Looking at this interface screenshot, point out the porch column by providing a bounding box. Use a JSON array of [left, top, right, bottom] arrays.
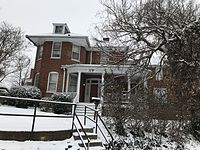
[[101, 72, 105, 102], [127, 74, 131, 99], [65, 71, 70, 92], [76, 72, 81, 102]]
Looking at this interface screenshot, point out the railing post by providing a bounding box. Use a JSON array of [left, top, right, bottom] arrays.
[[30, 104, 37, 140], [95, 111, 98, 134], [71, 104, 76, 131], [84, 106, 86, 125]]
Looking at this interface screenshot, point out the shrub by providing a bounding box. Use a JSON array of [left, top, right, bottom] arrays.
[[9, 86, 41, 108], [51, 92, 75, 114]]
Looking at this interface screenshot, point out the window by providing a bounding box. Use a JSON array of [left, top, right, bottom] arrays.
[[68, 73, 78, 92], [72, 45, 80, 61], [37, 46, 43, 59], [51, 42, 61, 58], [47, 72, 58, 92], [155, 66, 163, 80], [34, 73, 40, 87], [54, 26, 63, 34], [153, 88, 167, 101]]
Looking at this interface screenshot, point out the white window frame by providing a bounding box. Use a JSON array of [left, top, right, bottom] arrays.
[[34, 73, 40, 87], [153, 88, 167, 101], [47, 72, 58, 93], [51, 42, 62, 59], [155, 66, 163, 81], [71, 45, 80, 61]]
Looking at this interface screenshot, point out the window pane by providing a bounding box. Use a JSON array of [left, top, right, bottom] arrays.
[[48, 73, 58, 92], [72, 45, 80, 60], [34, 74, 39, 87], [52, 42, 61, 58], [55, 26, 63, 33], [68, 74, 78, 92]]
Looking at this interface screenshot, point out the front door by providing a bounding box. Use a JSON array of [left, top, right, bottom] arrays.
[[84, 78, 101, 103]]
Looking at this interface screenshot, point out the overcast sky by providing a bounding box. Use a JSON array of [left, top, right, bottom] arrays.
[[0, 0, 102, 35], [0, 0, 103, 86]]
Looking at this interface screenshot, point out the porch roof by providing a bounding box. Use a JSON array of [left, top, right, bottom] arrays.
[[61, 64, 130, 74]]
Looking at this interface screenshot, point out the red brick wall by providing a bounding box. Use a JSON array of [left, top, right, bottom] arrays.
[[32, 41, 87, 97]]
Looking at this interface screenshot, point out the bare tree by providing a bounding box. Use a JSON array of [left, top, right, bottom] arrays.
[[0, 22, 27, 83], [95, 0, 200, 146], [11, 54, 31, 86]]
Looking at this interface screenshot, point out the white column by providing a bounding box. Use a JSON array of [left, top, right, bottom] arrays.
[[127, 74, 131, 99], [76, 72, 81, 102], [101, 72, 105, 103], [62, 68, 66, 93], [65, 72, 70, 92]]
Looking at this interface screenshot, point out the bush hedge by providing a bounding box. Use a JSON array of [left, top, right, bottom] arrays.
[[9, 86, 41, 108]]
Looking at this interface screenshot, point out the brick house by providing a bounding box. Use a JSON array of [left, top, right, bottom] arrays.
[[26, 23, 166, 105]]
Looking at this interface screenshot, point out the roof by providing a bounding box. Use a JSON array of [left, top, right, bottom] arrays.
[[26, 32, 91, 48]]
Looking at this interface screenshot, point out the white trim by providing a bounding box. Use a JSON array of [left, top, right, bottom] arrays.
[[46, 72, 59, 93], [51, 41, 62, 59], [90, 51, 92, 64]]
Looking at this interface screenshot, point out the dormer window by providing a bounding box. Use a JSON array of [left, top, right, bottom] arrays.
[[53, 23, 70, 34], [55, 26, 63, 34]]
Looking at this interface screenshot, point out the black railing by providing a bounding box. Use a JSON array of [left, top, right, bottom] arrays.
[[84, 105, 114, 148], [0, 95, 76, 140], [72, 113, 90, 150]]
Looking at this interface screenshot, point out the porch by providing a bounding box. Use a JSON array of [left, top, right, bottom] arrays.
[[61, 64, 132, 103]]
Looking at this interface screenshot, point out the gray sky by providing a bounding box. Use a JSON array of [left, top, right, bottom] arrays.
[[0, 0, 102, 35], [0, 0, 102, 87]]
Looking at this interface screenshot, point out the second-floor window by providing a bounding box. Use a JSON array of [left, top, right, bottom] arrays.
[[72, 45, 80, 61], [37, 46, 43, 60], [51, 42, 61, 58]]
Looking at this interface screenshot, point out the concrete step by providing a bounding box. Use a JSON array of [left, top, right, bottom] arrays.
[[79, 146, 106, 150], [78, 139, 103, 147], [77, 127, 94, 133], [73, 132, 97, 140]]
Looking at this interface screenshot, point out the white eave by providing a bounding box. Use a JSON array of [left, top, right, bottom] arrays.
[[61, 64, 131, 74], [26, 33, 91, 48]]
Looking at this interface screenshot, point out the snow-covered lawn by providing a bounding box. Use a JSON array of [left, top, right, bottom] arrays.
[[0, 105, 73, 131], [0, 105, 94, 150]]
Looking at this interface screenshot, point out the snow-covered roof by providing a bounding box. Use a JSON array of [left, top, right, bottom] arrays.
[[26, 32, 91, 48]]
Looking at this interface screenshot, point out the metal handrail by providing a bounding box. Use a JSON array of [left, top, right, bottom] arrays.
[[0, 95, 76, 140], [73, 113, 90, 150], [84, 105, 114, 148]]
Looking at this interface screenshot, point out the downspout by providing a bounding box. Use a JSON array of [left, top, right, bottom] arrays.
[[62, 68, 66, 93]]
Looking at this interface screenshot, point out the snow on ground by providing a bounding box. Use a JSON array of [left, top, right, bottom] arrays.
[[0, 138, 81, 150]]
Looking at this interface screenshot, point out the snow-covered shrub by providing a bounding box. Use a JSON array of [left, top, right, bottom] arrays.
[[39, 97, 54, 112], [9, 86, 41, 108], [51, 92, 74, 114]]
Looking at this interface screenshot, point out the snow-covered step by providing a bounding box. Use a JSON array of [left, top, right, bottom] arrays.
[[79, 146, 106, 150], [77, 139, 103, 147], [73, 132, 98, 140], [76, 103, 95, 117]]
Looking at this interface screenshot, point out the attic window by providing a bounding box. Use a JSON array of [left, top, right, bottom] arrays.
[[55, 26, 63, 34]]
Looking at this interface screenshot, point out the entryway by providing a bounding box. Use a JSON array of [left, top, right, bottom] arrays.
[[84, 78, 101, 103]]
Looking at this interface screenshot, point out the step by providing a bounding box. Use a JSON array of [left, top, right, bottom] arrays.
[[77, 127, 94, 133], [79, 146, 106, 150], [78, 139, 103, 147], [73, 132, 97, 140]]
